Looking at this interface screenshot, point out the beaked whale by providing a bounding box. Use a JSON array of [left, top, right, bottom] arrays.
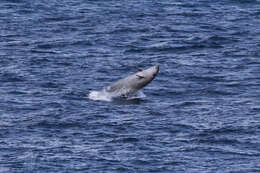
[[88, 65, 159, 101], [104, 65, 159, 97]]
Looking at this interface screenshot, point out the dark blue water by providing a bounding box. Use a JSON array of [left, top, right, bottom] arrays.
[[1, 0, 260, 172]]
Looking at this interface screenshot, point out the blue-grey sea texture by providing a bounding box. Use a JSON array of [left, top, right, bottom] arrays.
[[1, 0, 260, 172]]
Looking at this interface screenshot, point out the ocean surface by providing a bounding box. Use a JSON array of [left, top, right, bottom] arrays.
[[1, 0, 260, 172]]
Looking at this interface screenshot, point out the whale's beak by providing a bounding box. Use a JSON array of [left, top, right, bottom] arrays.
[[155, 65, 159, 72], [153, 65, 159, 77]]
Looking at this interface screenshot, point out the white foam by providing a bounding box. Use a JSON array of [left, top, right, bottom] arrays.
[[88, 90, 112, 102], [88, 89, 146, 102]]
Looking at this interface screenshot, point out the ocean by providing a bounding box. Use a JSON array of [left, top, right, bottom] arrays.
[[0, 0, 260, 172]]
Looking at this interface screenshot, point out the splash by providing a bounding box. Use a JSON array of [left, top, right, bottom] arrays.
[[88, 90, 113, 101], [88, 89, 146, 102]]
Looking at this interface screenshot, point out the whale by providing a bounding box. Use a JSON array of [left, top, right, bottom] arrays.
[[88, 65, 159, 101], [104, 65, 159, 97]]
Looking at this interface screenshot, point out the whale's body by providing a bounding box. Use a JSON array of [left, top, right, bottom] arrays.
[[104, 65, 159, 97], [88, 65, 159, 101]]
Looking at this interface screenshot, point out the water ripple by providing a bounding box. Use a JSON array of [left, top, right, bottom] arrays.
[[1, 0, 260, 172]]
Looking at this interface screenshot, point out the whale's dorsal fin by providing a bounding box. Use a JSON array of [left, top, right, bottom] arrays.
[[136, 74, 145, 79]]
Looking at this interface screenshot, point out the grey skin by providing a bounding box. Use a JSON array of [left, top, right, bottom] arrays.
[[104, 65, 159, 97]]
